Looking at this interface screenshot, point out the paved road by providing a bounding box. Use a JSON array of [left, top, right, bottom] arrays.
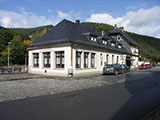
[[0, 68, 160, 120]]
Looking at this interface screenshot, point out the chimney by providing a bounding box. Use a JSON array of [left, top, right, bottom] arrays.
[[102, 30, 105, 36], [114, 24, 117, 29], [119, 27, 124, 32], [76, 19, 80, 25]]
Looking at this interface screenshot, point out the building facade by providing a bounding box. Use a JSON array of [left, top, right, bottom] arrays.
[[28, 19, 139, 77]]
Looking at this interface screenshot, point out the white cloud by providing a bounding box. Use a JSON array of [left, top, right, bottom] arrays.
[[0, 9, 79, 28], [86, 13, 122, 25], [126, 2, 147, 10], [1, 17, 11, 27], [0, 10, 53, 28], [86, 6, 160, 38], [57, 11, 72, 19], [48, 9, 52, 13]]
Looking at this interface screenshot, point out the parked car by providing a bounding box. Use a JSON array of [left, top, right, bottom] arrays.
[[152, 64, 156, 67], [120, 64, 130, 72], [145, 64, 152, 69], [139, 64, 147, 69], [103, 64, 124, 75]]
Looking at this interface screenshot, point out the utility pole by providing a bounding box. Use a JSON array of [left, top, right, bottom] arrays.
[[8, 42, 11, 68]]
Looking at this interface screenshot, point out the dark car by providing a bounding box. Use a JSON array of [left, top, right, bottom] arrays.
[[103, 64, 124, 75], [152, 64, 156, 67], [120, 64, 130, 72]]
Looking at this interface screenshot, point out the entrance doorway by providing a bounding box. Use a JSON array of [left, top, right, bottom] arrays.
[[126, 56, 131, 68]]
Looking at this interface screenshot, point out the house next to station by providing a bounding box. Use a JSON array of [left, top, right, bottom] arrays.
[[28, 19, 139, 77]]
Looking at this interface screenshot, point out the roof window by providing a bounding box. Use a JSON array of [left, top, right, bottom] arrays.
[[91, 36, 97, 42]]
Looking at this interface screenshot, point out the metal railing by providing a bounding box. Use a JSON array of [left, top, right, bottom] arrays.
[[0, 66, 28, 74]]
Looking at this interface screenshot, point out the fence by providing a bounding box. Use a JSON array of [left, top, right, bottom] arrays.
[[0, 66, 28, 74]]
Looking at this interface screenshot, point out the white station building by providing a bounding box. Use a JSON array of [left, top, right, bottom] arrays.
[[28, 19, 139, 77]]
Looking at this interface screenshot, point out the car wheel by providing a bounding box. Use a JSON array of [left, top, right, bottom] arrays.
[[115, 71, 118, 75]]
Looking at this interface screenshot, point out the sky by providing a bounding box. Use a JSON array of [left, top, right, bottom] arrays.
[[0, 0, 160, 38]]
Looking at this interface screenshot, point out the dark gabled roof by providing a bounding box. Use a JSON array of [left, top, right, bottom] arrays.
[[97, 34, 110, 41], [111, 38, 117, 43], [29, 19, 130, 54], [30, 19, 101, 47], [109, 29, 138, 46], [102, 34, 110, 40]]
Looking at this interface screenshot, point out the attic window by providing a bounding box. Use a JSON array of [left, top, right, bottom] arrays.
[[102, 40, 107, 45], [91, 36, 97, 42], [111, 42, 115, 47], [118, 36, 121, 40], [118, 45, 122, 48]]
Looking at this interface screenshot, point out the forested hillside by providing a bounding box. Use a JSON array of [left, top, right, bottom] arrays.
[[82, 22, 160, 63], [0, 25, 53, 66], [0, 22, 160, 66]]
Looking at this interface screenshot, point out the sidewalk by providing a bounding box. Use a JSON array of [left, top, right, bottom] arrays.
[[0, 74, 109, 103]]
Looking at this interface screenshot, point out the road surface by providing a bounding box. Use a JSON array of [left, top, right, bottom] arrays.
[[0, 68, 160, 120]]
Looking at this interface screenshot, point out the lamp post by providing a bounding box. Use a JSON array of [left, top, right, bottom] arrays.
[[8, 42, 11, 68]]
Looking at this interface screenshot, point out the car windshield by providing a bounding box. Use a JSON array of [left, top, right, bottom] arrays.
[[104, 64, 113, 68], [113, 64, 120, 67]]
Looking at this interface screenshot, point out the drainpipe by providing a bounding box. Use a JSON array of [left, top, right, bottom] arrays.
[[68, 45, 73, 77]]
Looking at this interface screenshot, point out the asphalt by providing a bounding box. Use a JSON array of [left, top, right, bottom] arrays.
[[0, 68, 160, 120]]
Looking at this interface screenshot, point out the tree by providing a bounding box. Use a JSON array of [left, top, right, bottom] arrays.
[[10, 35, 25, 65], [0, 51, 8, 66]]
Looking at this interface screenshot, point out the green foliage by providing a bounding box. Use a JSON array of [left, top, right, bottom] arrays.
[[0, 53, 8, 66], [10, 35, 25, 65], [10, 25, 53, 35], [0, 28, 13, 52], [0, 25, 53, 66], [81, 22, 113, 34]]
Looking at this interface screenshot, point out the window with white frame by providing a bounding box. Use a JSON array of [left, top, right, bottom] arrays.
[[33, 53, 39, 67], [84, 52, 89, 68], [43, 52, 50, 68], [55, 51, 64, 68], [76, 51, 81, 68], [91, 53, 95, 68], [100, 53, 103, 66], [112, 55, 114, 64], [117, 56, 119, 64], [106, 54, 109, 64]]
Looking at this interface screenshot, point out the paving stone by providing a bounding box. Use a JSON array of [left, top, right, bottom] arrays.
[[0, 67, 159, 103]]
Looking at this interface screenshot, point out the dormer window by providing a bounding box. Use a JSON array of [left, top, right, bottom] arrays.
[[91, 36, 97, 42], [111, 42, 115, 47], [102, 40, 107, 45], [118, 44, 122, 48], [91, 36, 94, 41]]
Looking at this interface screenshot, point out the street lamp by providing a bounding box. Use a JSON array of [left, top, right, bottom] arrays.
[[8, 42, 11, 68]]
